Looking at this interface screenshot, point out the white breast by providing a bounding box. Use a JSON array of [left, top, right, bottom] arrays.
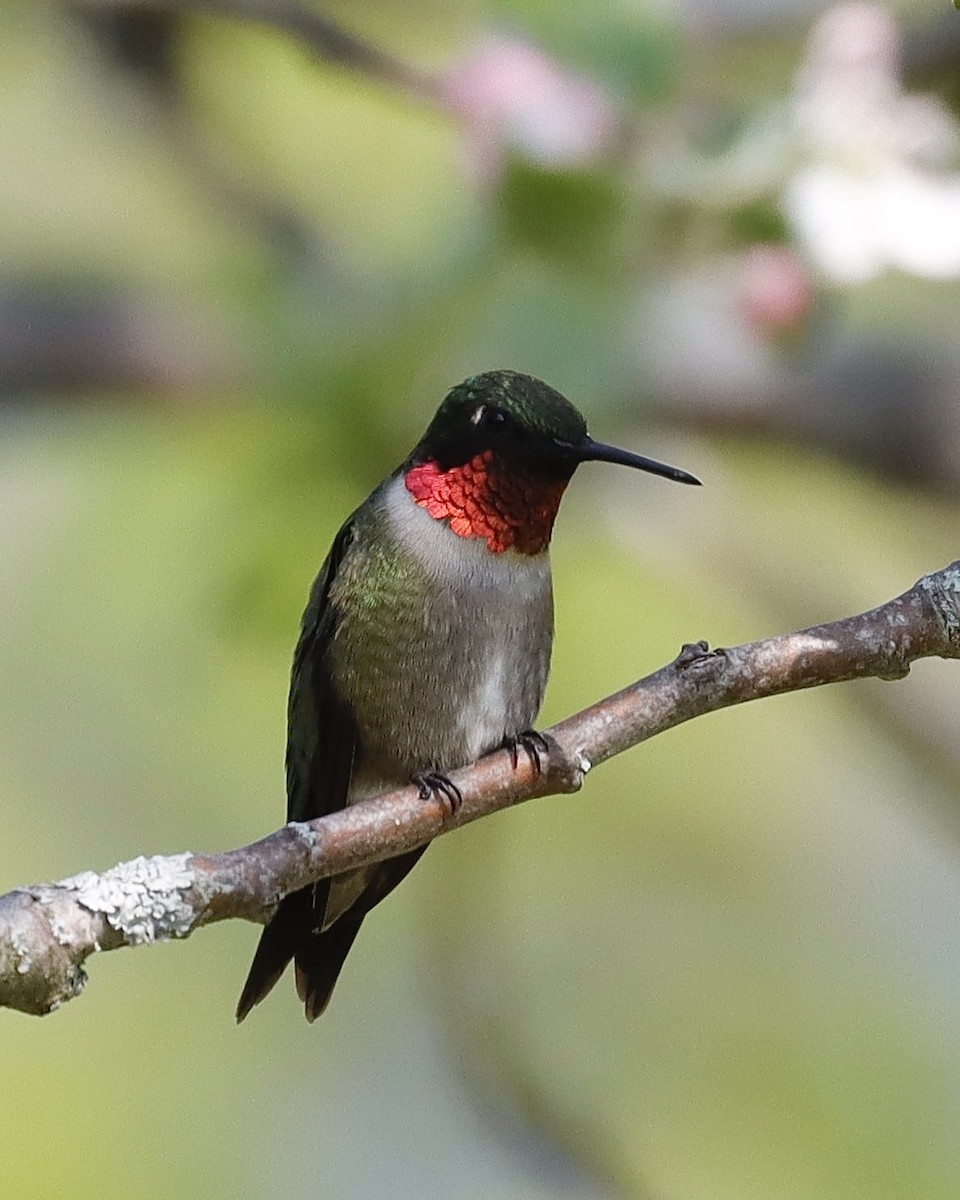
[[378, 473, 554, 766], [458, 647, 511, 762]]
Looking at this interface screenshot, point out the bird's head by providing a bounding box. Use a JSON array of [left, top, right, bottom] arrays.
[[405, 370, 699, 555]]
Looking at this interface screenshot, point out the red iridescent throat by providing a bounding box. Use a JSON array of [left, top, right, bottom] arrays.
[[404, 450, 568, 555]]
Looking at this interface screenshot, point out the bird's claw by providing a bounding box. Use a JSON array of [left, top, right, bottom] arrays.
[[412, 771, 463, 816], [503, 729, 549, 774]]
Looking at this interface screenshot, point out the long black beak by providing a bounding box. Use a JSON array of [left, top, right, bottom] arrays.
[[577, 438, 701, 486]]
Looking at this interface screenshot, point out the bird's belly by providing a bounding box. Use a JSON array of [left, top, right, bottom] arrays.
[[331, 478, 554, 776], [455, 644, 517, 763], [324, 633, 530, 930], [335, 594, 551, 775], [349, 611, 549, 775]]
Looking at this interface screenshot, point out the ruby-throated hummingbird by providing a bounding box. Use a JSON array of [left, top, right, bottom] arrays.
[[236, 370, 700, 1022]]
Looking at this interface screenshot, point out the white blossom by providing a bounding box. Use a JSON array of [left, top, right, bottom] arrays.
[[784, 2, 960, 282]]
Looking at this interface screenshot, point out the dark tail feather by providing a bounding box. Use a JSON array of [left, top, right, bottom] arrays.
[[287, 846, 430, 1022], [236, 845, 430, 1024], [291, 844, 430, 1021], [235, 880, 360, 1024], [236, 886, 314, 1023], [295, 918, 366, 1022]]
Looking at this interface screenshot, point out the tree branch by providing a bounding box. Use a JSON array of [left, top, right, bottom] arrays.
[[70, 0, 444, 104], [2, 561, 959, 1017]]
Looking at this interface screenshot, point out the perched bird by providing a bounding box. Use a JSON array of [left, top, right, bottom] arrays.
[[236, 370, 700, 1022]]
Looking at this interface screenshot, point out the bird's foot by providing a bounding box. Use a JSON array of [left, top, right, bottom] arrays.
[[412, 770, 463, 816], [503, 729, 549, 774]]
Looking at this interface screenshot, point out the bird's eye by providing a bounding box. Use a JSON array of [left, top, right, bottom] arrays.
[[480, 406, 509, 431]]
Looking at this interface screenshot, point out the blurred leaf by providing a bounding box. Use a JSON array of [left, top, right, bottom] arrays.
[[552, 16, 681, 103], [498, 161, 624, 269], [729, 199, 788, 245]]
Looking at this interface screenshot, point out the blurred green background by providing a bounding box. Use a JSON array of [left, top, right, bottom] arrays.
[[4, 1, 960, 1196]]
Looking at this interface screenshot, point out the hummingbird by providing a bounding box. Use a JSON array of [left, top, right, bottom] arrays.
[[236, 370, 700, 1023]]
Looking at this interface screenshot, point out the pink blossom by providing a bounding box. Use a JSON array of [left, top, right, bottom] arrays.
[[441, 35, 621, 184], [739, 245, 814, 336]]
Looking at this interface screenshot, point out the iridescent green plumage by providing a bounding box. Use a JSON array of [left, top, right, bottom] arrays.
[[236, 371, 699, 1023]]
